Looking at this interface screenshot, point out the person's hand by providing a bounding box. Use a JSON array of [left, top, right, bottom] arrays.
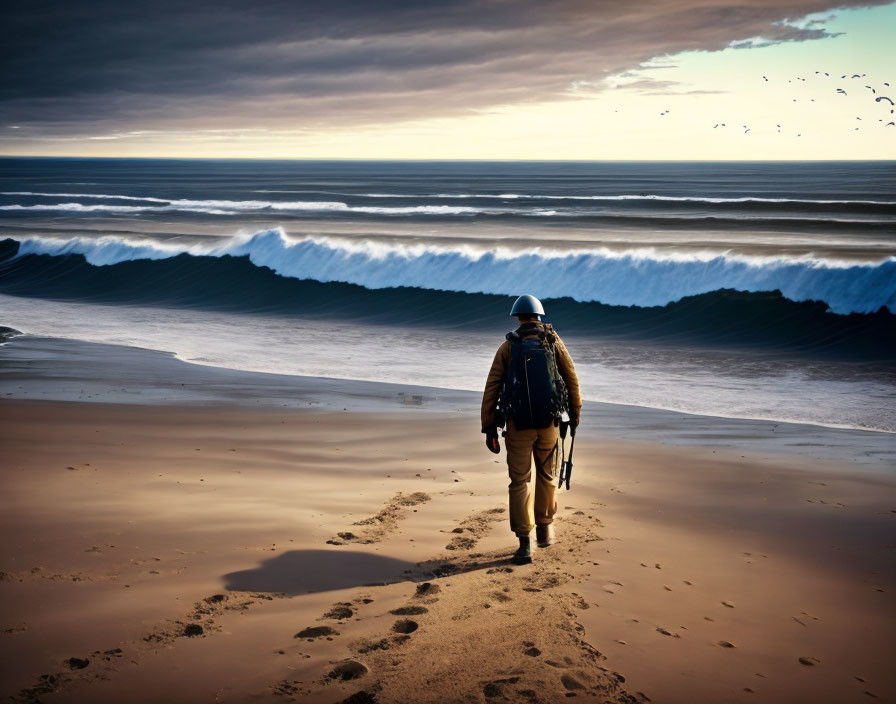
[[485, 428, 500, 454], [569, 411, 580, 429]]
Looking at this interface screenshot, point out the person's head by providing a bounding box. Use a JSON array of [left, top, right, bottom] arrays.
[[509, 294, 545, 322]]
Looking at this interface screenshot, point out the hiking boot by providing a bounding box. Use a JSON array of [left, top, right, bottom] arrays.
[[512, 535, 532, 565], [536, 523, 555, 548]]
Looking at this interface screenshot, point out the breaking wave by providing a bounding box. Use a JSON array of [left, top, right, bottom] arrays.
[[5, 229, 895, 315], [3, 234, 894, 361]]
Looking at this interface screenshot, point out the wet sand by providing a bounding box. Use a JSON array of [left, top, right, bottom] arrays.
[[0, 337, 894, 703]]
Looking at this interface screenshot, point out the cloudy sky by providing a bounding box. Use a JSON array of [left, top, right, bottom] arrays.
[[2, 0, 894, 159]]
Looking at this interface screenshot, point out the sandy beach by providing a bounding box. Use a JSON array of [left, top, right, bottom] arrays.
[[1, 336, 894, 704]]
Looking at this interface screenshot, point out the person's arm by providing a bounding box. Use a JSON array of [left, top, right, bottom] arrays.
[[481, 341, 510, 431], [554, 334, 582, 426]]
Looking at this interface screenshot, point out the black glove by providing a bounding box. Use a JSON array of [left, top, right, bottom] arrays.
[[569, 411, 580, 429], [484, 428, 500, 454]]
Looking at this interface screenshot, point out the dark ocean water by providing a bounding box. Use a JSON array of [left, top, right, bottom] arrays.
[[1, 158, 894, 431]]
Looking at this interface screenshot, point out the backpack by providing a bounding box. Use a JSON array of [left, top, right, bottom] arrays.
[[499, 324, 569, 430]]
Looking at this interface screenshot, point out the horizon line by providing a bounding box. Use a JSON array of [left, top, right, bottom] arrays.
[[1, 155, 895, 163]]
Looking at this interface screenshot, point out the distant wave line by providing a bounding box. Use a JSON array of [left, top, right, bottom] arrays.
[[0, 201, 490, 216], [9, 190, 896, 207], [1, 201, 892, 225], [253, 190, 896, 206]]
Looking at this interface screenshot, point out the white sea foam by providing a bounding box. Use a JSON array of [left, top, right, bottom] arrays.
[[0, 197, 489, 216], [265, 191, 896, 205], [1, 200, 887, 223], [11, 229, 896, 314], [0, 203, 164, 213], [6, 190, 895, 211]]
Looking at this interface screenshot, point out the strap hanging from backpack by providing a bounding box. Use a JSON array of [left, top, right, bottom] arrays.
[[558, 420, 575, 490]]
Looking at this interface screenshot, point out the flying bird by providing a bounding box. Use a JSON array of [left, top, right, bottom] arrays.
[[851, 74, 861, 78], [837, 88, 847, 95], [762, 76, 768, 81], [866, 85, 876, 93], [876, 96, 894, 105], [887, 122, 895, 126]]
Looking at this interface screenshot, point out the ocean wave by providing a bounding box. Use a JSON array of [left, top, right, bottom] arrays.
[[8, 190, 896, 211], [7, 230, 895, 315], [2, 235, 894, 363], [250, 190, 896, 206], [0, 192, 483, 213], [1, 200, 890, 227], [357, 193, 896, 206], [0, 198, 493, 217], [0, 202, 167, 213]]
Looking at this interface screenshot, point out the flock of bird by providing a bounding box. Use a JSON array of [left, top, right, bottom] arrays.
[[702, 71, 895, 136]]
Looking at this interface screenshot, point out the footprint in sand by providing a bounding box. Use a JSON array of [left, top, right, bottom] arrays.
[[327, 660, 368, 681], [523, 643, 542, 657], [328, 492, 431, 545], [444, 507, 506, 551], [445, 536, 476, 550], [413, 582, 441, 599], [482, 677, 521, 699], [323, 602, 355, 620], [295, 625, 338, 640], [392, 619, 418, 634]]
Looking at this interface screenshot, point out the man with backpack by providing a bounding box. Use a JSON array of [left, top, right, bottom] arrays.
[[481, 294, 582, 565]]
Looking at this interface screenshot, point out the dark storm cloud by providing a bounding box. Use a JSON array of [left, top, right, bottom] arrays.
[[0, 0, 886, 138]]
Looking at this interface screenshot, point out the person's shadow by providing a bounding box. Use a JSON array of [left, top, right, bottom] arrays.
[[222, 548, 510, 595]]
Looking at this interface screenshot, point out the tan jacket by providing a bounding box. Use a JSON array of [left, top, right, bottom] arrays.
[[481, 322, 582, 431]]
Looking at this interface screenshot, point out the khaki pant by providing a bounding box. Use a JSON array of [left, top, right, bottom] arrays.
[[505, 420, 560, 536]]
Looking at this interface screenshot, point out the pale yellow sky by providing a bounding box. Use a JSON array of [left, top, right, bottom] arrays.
[[4, 3, 895, 159]]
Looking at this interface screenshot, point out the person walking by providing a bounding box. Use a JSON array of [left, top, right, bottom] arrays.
[[481, 294, 582, 565]]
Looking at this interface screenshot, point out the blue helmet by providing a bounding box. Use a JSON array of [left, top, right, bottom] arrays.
[[509, 294, 545, 318]]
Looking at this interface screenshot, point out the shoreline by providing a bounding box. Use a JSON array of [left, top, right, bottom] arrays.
[[2, 333, 894, 473]]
